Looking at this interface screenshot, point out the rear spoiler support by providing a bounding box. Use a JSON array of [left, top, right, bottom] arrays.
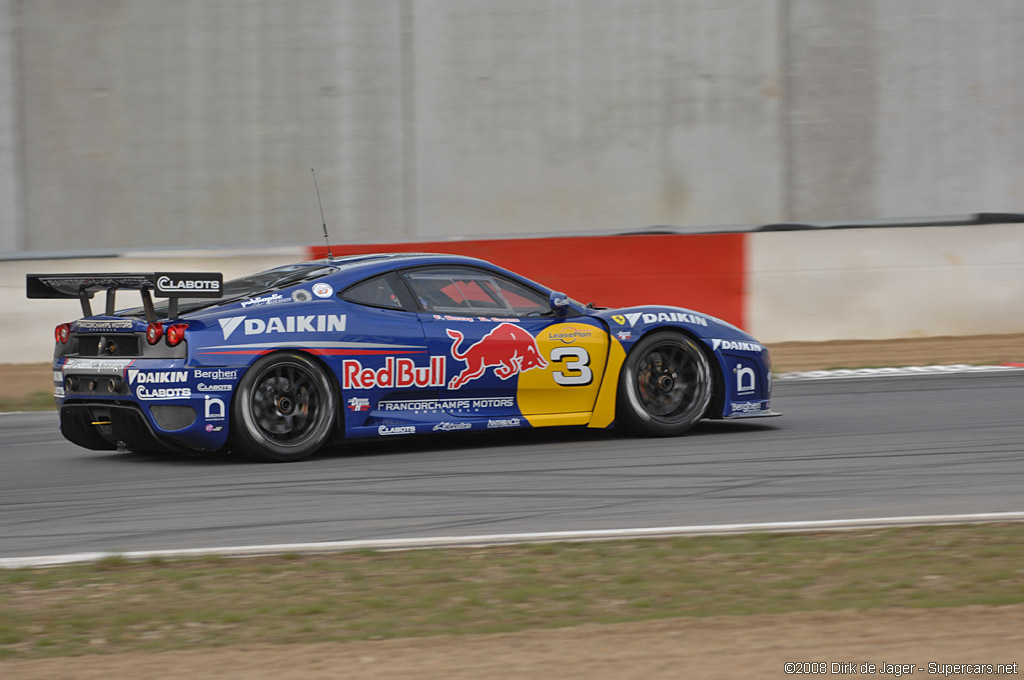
[[79, 290, 94, 318], [27, 272, 223, 322], [141, 288, 157, 321], [105, 288, 117, 316]]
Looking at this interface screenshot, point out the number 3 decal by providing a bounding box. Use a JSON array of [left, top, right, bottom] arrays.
[[551, 347, 592, 386]]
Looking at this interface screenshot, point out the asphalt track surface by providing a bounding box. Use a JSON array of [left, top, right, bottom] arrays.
[[1, 373, 1023, 560]]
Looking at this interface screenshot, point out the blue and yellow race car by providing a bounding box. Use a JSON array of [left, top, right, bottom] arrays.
[[28, 253, 778, 462]]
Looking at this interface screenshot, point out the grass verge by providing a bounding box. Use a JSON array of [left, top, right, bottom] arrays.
[[2, 524, 1023, 659], [0, 391, 55, 412]]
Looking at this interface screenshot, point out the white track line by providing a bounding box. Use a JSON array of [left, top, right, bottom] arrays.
[[4, 511, 1024, 569], [776, 364, 1024, 381]]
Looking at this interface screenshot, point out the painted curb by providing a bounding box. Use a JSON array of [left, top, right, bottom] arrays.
[[775, 364, 1024, 382]]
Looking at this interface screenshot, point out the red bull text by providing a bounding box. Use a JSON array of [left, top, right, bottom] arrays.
[[343, 356, 446, 390]]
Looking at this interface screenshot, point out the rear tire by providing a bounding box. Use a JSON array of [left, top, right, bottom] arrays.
[[617, 331, 712, 436], [231, 352, 336, 462]]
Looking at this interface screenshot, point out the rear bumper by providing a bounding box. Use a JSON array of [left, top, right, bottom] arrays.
[[53, 355, 237, 453], [60, 402, 193, 453], [59, 395, 229, 454]]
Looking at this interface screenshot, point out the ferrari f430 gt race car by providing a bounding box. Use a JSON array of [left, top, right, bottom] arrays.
[[28, 253, 778, 462]]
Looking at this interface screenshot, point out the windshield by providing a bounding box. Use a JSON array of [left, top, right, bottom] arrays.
[[120, 265, 337, 318]]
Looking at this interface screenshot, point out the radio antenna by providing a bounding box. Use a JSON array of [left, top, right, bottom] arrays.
[[311, 168, 334, 261]]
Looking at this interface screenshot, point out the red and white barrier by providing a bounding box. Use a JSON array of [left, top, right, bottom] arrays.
[[307, 233, 746, 329]]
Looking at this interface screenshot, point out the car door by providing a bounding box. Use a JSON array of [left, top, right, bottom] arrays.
[[400, 266, 609, 420], [336, 271, 436, 430]]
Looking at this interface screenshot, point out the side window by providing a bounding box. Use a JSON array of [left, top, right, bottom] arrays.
[[342, 274, 405, 310], [490, 277, 550, 315], [403, 267, 550, 316]]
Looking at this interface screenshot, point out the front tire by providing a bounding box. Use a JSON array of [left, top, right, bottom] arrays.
[[617, 331, 712, 436], [231, 352, 336, 462]]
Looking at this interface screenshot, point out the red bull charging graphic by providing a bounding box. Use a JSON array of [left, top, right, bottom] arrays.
[[446, 323, 548, 390]]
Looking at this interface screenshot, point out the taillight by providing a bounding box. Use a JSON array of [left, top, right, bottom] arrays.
[[55, 323, 72, 344], [146, 322, 163, 345], [165, 323, 188, 347]]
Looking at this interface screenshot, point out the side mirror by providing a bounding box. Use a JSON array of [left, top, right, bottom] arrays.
[[548, 291, 576, 317]]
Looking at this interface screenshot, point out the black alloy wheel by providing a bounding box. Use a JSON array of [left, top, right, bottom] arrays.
[[231, 352, 336, 462], [617, 331, 712, 436]]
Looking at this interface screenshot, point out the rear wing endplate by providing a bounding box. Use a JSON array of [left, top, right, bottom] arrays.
[[26, 272, 223, 322]]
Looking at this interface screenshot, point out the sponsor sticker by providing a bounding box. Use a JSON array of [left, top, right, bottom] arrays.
[[343, 357, 446, 390], [205, 424, 223, 432], [128, 370, 187, 385], [734, 363, 757, 396], [379, 396, 514, 413], [204, 396, 226, 421], [612, 311, 707, 328], [197, 383, 233, 392], [137, 386, 191, 400], [378, 425, 416, 436], [487, 418, 522, 429], [54, 386, 65, 397], [712, 339, 764, 352], [154, 272, 222, 297], [447, 323, 547, 390], [347, 397, 370, 412], [312, 282, 334, 298], [62, 358, 133, 373], [549, 326, 592, 344], [729, 400, 762, 414], [218, 314, 346, 340], [616, 331, 631, 341], [241, 293, 287, 308], [76, 319, 134, 331], [432, 422, 473, 432], [193, 368, 238, 381]]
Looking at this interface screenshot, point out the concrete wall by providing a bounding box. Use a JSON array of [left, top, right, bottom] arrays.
[[411, 0, 782, 238], [0, 1, 1022, 253], [0, 0, 18, 252], [786, 0, 1024, 221], [16, 1, 408, 250]]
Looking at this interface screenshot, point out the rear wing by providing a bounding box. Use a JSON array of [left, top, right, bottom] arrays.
[[26, 272, 223, 322]]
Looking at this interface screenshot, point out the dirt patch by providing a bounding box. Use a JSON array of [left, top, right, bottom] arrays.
[[768, 333, 1024, 373], [0, 363, 53, 404], [2, 605, 1022, 679]]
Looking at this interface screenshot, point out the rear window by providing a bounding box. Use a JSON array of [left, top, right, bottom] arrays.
[[342, 274, 404, 309]]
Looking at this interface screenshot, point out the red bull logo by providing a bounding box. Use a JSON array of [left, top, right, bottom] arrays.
[[447, 323, 548, 390]]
